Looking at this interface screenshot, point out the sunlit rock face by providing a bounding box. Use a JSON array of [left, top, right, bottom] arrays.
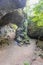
[[0, 25, 16, 40], [0, 0, 26, 10]]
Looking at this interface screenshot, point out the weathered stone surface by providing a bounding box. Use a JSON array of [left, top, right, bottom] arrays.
[[27, 22, 43, 40], [0, 0, 26, 10], [0, 25, 16, 40], [36, 41, 43, 49], [0, 10, 24, 27], [0, 12, 3, 19]]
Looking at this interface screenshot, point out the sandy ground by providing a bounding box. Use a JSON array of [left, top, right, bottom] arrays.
[[0, 39, 43, 65]]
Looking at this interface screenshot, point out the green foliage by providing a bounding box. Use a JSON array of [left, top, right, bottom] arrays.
[[24, 61, 30, 65], [24, 0, 43, 27], [23, 0, 30, 14], [11, 24, 18, 30], [32, 0, 43, 27]]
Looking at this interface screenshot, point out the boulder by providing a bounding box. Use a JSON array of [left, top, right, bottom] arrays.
[[27, 22, 43, 49], [27, 22, 43, 40], [0, 25, 16, 40], [0, 24, 17, 45]]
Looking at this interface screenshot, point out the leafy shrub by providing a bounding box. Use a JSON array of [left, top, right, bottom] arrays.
[[24, 61, 30, 65]]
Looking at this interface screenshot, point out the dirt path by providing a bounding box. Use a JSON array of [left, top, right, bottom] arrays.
[[0, 39, 43, 65]]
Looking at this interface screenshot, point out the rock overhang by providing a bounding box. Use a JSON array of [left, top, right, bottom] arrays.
[[0, 0, 26, 10]]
